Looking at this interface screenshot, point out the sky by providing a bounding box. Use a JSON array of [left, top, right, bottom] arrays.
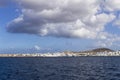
[[1, 0, 120, 52]]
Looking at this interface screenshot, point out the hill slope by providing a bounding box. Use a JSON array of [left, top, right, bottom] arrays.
[[80, 48, 114, 53], [91, 48, 113, 52]]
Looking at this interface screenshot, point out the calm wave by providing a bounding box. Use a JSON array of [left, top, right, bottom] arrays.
[[0, 57, 120, 80]]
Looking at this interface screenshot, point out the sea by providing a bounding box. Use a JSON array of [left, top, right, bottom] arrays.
[[0, 57, 120, 80]]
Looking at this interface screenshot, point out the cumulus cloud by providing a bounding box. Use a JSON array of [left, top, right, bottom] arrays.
[[104, 0, 120, 12], [7, 0, 117, 39], [95, 34, 120, 47]]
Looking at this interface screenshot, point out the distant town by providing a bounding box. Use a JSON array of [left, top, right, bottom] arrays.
[[0, 48, 120, 57]]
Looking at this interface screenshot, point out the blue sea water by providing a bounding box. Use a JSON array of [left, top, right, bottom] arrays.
[[0, 57, 120, 80]]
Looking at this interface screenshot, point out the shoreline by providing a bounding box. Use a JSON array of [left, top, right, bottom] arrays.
[[0, 52, 120, 57]]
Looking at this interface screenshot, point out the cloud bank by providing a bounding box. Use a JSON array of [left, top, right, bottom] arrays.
[[6, 0, 120, 40]]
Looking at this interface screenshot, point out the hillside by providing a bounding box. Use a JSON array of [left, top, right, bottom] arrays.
[[79, 48, 114, 53]]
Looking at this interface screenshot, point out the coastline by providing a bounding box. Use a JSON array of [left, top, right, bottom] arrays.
[[0, 51, 120, 57]]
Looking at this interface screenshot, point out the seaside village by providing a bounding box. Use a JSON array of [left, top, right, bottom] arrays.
[[0, 50, 120, 57]]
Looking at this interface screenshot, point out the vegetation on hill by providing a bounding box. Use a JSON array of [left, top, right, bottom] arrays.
[[79, 48, 114, 53]]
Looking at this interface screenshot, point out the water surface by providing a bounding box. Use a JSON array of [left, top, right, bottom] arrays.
[[0, 57, 120, 80]]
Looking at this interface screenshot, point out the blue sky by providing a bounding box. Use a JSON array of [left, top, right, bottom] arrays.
[[1, 0, 120, 52]]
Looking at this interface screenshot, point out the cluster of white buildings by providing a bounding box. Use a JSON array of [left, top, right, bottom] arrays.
[[96, 51, 120, 56], [0, 51, 120, 57]]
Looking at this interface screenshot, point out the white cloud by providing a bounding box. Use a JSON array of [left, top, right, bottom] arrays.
[[114, 19, 120, 27], [104, 0, 120, 12], [7, 0, 116, 39], [34, 45, 41, 50], [95, 34, 120, 47]]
